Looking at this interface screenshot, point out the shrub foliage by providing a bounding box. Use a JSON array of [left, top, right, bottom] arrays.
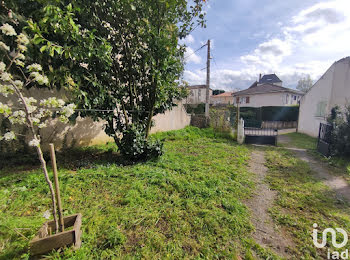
[[328, 105, 350, 156]]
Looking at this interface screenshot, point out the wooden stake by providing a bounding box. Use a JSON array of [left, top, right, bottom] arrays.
[[49, 144, 64, 232]]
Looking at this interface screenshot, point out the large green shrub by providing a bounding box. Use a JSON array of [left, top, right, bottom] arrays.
[[209, 109, 231, 133], [119, 125, 163, 161]]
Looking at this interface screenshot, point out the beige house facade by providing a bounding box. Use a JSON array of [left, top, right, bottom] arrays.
[[298, 57, 350, 137], [233, 74, 303, 107], [211, 92, 235, 105], [186, 85, 213, 104]]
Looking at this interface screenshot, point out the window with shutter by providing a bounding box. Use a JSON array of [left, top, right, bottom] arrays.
[[246, 97, 250, 103], [315, 101, 327, 117]]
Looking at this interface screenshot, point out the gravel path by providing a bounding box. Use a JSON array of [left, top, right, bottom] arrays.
[[245, 151, 294, 258]]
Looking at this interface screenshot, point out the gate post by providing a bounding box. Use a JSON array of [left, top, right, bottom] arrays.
[[237, 118, 245, 144]]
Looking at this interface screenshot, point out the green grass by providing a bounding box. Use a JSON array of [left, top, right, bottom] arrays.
[[265, 149, 350, 259], [0, 127, 257, 259], [281, 132, 350, 180], [282, 132, 318, 150]]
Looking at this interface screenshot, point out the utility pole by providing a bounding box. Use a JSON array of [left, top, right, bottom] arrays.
[[205, 39, 211, 118]]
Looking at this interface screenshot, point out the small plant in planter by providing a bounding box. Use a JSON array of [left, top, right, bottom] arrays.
[[0, 21, 81, 255]]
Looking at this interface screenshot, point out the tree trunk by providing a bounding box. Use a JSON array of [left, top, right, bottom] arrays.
[[36, 145, 59, 233], [145, 104, 155, 138]]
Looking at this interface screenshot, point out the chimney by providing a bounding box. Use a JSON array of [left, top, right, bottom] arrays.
[[259, 73, 262, 81]]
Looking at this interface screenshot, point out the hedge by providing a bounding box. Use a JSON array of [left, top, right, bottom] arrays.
[[230, 106, 299, 122]]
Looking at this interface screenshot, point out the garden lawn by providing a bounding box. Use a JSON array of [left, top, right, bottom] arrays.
[[265, 149, 350, 259], [0, 127, 255, 259], [283, 132, 350, 181]]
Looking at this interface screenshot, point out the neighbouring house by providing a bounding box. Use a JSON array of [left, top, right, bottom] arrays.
[[186, 85, 213, 104], [233, 74, 303, 107], [298, 57, 350, 137], [211, 91, 235, 105]]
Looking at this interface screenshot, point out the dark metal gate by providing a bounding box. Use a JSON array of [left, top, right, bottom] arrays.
[[244, 120, 278, 145], [317, 123, 333, 157]]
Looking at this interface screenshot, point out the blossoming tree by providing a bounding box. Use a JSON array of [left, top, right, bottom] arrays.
[[0, 22, 75, 232]]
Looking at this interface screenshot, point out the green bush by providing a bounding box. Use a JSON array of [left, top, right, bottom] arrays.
[[328, 105, 350, 156], [184, 103, 205, 114], [209, 109, 232, 133], [119, 125, 163, 161]]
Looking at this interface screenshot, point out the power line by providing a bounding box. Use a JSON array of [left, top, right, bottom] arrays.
[[184, 43, 207, 60]]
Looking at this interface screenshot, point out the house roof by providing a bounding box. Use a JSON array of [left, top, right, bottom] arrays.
[[233, 83, 303, 96], [258, 74, 282, 84], [212, 92, 235, 98]]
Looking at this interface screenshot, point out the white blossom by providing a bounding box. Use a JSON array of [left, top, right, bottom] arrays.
[[13, 80, 23, 89], [20, 97, 37, 113], [0, 23, 17, 36], [58, 99, 65, 107], [32, 117, 40, 124], [1, 72, 12, 81], [40, 97, 65, 108], [115, 54, 123, 60], [28, 139, 40, 147], [15, 59, 25, 67], [36, 108, 52, 118], [61, 103, 76, 117], [23, 97, 37, 105], [16, 33, 29, 45], [26, 104, 36, 113], [3, 131, 15, 141], [18, 45, 27, 52], [9, 110, 26, 124], [0, 84, 14, 97], [43, 210, 51, 219], [30, 72, 49, 85], [16, 53, 25, 60], [0, 102, 11, 116], [27, 64, 42, 72], [79, 63, 89, 69], [38, 122, 46, 128], [0, 41, 10, 51], [0, 61, 5, 72]]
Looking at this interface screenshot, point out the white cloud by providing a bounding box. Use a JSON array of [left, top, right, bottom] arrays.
[[185, 47, 202, 64], [240, 37, 293, 72], [185, 0, 350, 90], [184, 35, 195, 45]]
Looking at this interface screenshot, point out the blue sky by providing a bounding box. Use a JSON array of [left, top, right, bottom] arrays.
[[182, 0, 350, 91]]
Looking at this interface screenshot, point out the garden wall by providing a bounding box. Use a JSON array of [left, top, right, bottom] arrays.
[[0, 88, 190, 152]]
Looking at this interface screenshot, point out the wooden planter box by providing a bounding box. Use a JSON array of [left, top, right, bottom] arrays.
[[30, 213, 82, 256]]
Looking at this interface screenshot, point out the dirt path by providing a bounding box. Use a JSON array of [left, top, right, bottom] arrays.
[[246, 151, 294, 258], [278, 135, 350, 203]]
